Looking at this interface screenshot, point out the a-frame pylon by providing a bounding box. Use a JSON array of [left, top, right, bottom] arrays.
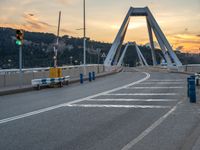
[[104, 7, 182, 68], [117, 42, 149, 67]]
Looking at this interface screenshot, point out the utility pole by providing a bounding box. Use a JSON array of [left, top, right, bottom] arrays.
[[54, 11, 61, 68]]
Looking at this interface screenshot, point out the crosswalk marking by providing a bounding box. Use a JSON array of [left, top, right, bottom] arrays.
[[104, 93, 178, 96], [147, 79, 184, 82], [139, 82, 184, 85], [126, 87, 184, 89], [86, 99, 178, 102], [66, 104, 171, 109]]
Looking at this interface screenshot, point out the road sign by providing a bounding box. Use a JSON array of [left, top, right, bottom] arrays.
[[101, 52, 106, 58]]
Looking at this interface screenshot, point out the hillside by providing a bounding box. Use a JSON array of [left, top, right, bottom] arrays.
[[0, 27, 199, 69]]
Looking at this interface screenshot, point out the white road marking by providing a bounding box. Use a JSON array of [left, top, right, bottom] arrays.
[[147, 79, 184, 82], [0, 72, 150, 125], [126, 87, 184, 89], [121, 101, 182, 150], [105, 93, 178, 96], [66, 104, 171, 109], [140, 82, 184, 85], [86, 99, 178, 102]]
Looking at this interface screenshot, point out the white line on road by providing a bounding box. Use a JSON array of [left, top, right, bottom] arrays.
[[105, 93, 178, 96], [86, 99, 178, 102], [66, 104, 171, 109], [147, 80, 184, 82], [126, 87, 184, 89], [0, 72, 150, 125], [140, 82, 184, 85], [121, 101, 182, 150]]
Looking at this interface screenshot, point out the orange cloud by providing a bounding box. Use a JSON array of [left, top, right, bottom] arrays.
[[23, 13, 55, 30], [0, 13, 75, 35], [168, 33, 200, 53], [55, 0, 78, 5]]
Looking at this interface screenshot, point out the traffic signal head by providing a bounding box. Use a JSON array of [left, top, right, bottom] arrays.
[[16, 30, 23, 45]]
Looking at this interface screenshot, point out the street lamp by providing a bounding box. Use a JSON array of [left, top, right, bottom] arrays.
[[83, 0, 86, 65]]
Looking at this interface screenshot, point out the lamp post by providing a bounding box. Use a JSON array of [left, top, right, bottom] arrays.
[[83, 0, 86, 65], [76, 1, 87, 73]]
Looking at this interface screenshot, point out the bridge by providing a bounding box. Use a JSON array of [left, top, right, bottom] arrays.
[[0, 7, 200, 150]]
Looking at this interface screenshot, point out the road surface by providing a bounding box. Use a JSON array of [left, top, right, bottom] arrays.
[[0, 69, 200, 150]]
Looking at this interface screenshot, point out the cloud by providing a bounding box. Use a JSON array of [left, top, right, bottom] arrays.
[[0, 13, 75, 36], [176, 46, 184, 51], [60, 28, 77, 34], [145, 41, 160, 49], [23, 13, 55, 31], [55, 0, 69, 4], [197, 34, 200, 37], [54, 0, 78, 5]]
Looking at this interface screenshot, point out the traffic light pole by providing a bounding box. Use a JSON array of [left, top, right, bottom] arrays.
[[19, 45, 23, 87]]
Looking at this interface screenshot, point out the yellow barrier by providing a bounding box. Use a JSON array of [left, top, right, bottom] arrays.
[[49, 68, 63, 78]]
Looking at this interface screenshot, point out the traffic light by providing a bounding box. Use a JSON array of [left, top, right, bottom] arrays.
[[16, 30, 23, 46]]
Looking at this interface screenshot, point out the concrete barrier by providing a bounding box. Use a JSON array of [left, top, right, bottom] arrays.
[[0, 65, 105, 89], [184, 65, 200, 73]]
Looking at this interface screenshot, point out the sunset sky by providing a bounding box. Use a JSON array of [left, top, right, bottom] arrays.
[[0, 0, 200, 53]]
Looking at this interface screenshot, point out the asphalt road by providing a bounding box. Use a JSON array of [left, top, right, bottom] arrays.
[[0, 69, 200, 150]]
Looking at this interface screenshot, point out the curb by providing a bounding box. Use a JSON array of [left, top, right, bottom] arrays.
[[0, 87, 34, 96], [169, 71, 194, 75]]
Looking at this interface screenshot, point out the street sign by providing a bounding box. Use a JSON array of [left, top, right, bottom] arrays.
[[101, 52, 106, 58]]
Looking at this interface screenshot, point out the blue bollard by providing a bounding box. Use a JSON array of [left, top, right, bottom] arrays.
[[187, 77, 191, 97], [189, 79, 196, 103], [92, 72, 95, 80], [191, 75, 196, 85], [191, 75, 196, 78], [80, 73, 83, 84], [89, 72, 92, 82], [197, 78, 200, 86]]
